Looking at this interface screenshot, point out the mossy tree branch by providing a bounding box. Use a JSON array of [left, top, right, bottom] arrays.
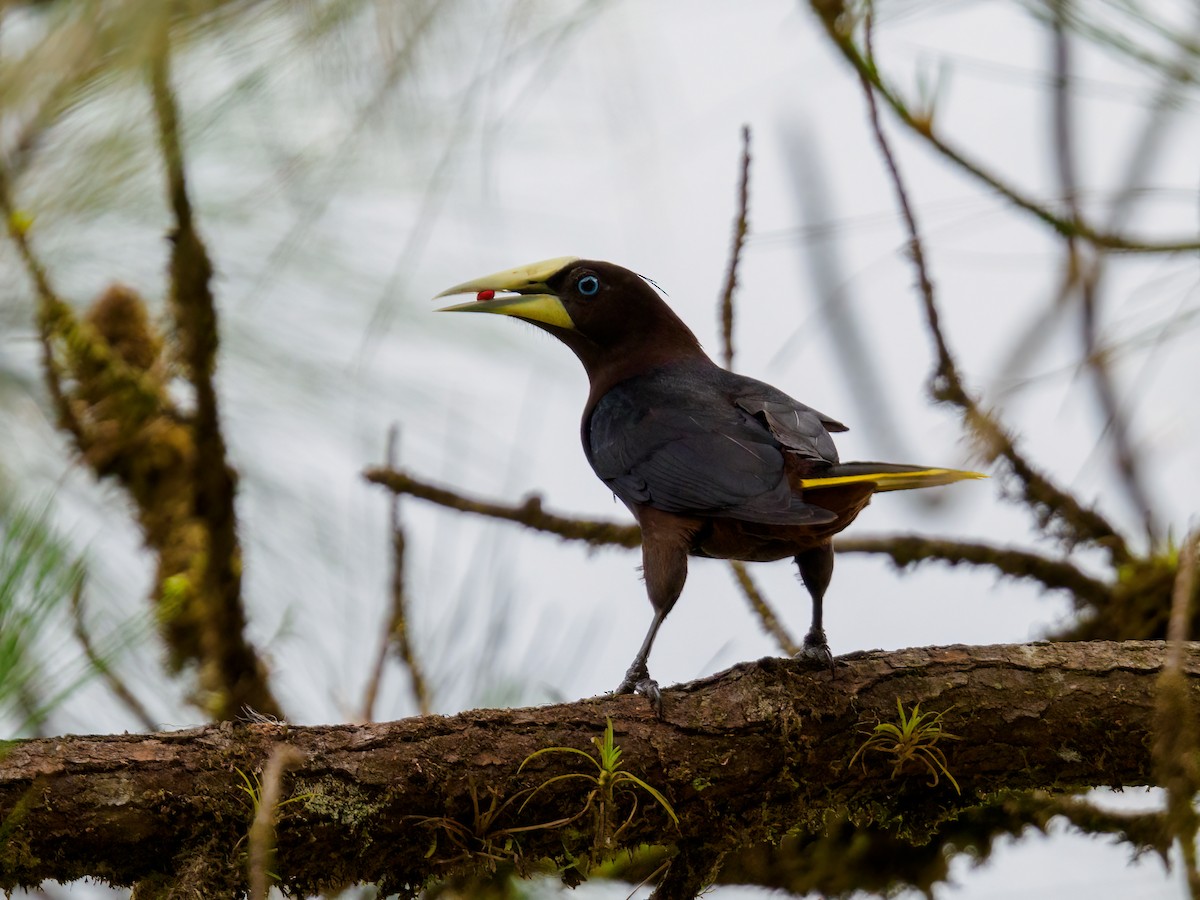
[[836, 535, 1113, 606], [3, 17, 280, 721], [0, 641, 1190, 897], [365, 465, 1134, 619], [147, 21, 279, 719], [364, 466, 641, 549]]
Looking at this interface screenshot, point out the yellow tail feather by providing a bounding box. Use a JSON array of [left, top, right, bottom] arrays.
[[799, 467, 987, 492]]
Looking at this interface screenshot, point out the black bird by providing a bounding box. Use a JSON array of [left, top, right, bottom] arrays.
[[437, 257, 983, 711]]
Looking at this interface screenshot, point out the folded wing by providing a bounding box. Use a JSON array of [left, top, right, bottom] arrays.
[[587, 368, 841, 525]]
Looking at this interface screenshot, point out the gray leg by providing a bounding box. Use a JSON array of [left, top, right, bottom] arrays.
[[794, 542, 835, 671], [616, 606, 668, 714]]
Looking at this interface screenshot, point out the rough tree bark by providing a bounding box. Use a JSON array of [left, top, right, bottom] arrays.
[[0, 641, 1189, 897]]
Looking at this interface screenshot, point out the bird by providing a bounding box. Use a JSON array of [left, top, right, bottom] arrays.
[[436, 257, 983, 713]]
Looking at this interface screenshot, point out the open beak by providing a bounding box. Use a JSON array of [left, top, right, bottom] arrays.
[[435, 256, 579, 330]]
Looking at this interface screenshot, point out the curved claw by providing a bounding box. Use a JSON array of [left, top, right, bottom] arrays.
[[616, 665, 665, 718], [636, 678, 664, 717], [797, 629, 836, 674]]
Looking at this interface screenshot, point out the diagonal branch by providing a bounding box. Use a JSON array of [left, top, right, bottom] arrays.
[[1, 164, 90, 443], [69, 579, 159, 733], [836, 534, 1112, 606], [1049, 4, 1159, 546], [727, 561, 800, 656], [711, 123, 801, 656], [807, 0, 1200, 254], [361, 428, 431, 720], [364, 466, 641, 548], [850, 11, 1132, 566]]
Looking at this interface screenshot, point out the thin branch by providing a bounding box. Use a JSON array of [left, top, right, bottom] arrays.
[[1078, 269, 1159, 544], [0, 174, 169, 444], [69, 579, 158, 733], [727, 561, 800, 656], [719, 125, 752, 370], [362, 427, 431, 721], [1050, 5, 1083, 227], [1050, 3, 1159, 546], [0, 163, 83, 442], [853, 10, 1132, 566], [808, 1, 1200, 254], [7, 71, 277, 721], [364, 466, 641, 549], [712, 125, 799, 656], [835, 535, 1112, 607]]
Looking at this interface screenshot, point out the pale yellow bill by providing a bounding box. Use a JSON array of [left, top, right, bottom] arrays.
[[433, 256, 580, 299], [437, 292, 576, 330]]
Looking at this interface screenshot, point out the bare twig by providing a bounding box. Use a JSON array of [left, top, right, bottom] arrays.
[[1050, 6, 1083, 227], [1050, 4, 1159, 546], [995, 5, 1200, 402], [247, 745, 305, 900], [777, 124, 917, 468], [853, 10, 1132, 566], [713, 125, 800, 654], [719, 125, 752, 370], [1078, 270, 1159, 544], [69, 579, 158, 732], [808, 1, 1200, 254], [362, 428, 431, 721], [727, 561, 800, 656], [364, 466, 641, 549]]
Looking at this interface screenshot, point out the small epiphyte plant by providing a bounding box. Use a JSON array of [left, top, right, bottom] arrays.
[[409, 779, 538, 869], [231, 764, 313, 885], [234, 766, 311, 817], [848, 699, 961, 794], [519, 717, 679, 851]]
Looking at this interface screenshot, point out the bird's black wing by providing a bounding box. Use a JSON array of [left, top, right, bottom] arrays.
[[587, 367, 838, 525], [730, 376, 846, 462]]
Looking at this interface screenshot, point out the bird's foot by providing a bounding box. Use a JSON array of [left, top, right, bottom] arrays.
[[616, 664, 664, 717], [796, 629, 836, 674]]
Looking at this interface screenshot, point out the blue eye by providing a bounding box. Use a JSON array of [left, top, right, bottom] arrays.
[[577, 274, 600, 296]]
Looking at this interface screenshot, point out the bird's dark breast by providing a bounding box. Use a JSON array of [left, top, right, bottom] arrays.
[[690, 482, 876, 561]]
